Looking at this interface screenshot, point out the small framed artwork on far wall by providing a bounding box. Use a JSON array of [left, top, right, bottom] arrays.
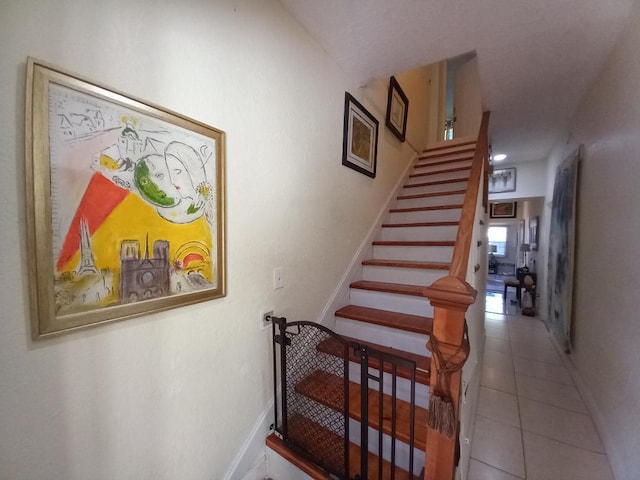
[[489, 167, 516, 193], [490, 201, 517, 218], [385, 76, 409, 142], [529, 216, 539, 250]]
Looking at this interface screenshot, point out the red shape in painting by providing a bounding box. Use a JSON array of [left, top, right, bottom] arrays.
[[56, 173, 129, 272], [182, 253, 205, 268]]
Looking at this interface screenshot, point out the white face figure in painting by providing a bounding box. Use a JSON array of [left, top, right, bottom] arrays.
[[165, 142, 206, 207], [135, 142, 212, 224]]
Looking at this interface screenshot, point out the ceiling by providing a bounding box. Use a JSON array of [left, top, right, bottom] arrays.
[[280, 0, 636, 164]]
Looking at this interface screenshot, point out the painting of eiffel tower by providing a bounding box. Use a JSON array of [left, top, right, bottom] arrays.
[[75, 218, 98, 275]]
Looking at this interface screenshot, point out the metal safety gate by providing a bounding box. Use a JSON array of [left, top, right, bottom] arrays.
[[271, 316, 418, 480]]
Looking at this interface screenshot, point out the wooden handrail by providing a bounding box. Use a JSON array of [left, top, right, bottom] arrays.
[[448, 112, 490, 280], [422, 113, 490, 480]]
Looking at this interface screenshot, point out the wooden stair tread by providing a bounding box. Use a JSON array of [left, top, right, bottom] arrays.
[[363, 259, 450, 270], [317, 335, 431, 385], [296, 371, 428, 451], [422, 140, 476, 155], [415, 154, 473, 168], [382, 220, 459, 228], [335, 304, 433, 335], [266, 422, 418, 480], [409, 165, 471, 178], [349, 280, 427, 298], [390, 204, 463, 213], [373, 240, 456, 247], [398, 189, 467, 200], [404, 177, 468, 189]]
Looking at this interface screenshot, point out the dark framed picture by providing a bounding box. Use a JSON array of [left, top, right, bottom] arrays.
[[342, 92, 378, 178], [529, 216, 539, 250], [25, 58, 226, 339], [490, 202, 517, 219], [385, 76, 409, 142], [489, 167, 516, 193]]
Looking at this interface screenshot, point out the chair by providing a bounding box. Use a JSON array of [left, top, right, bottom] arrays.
[[521, 271, 537, 308], [503, 268, 536, 307]]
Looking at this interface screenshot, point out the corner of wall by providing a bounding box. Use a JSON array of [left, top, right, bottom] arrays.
[[222, 399, 274, 480]]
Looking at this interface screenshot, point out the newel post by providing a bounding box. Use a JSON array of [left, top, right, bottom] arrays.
[[423, 276, 476, 480]]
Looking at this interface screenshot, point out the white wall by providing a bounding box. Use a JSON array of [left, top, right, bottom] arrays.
[[0, 1, 417, 479], [539, 5, 640, 479], [489, 158, 547, 201], [363, 64, 432, 152]]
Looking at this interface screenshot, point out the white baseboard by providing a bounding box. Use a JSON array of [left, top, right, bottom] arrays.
[[222, 398, 274, 480], [547, 334, 627, 480]]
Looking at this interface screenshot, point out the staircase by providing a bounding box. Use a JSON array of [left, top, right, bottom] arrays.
[[267, 125, 489, 479]]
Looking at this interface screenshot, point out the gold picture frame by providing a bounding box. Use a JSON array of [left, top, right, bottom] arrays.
[[25, 58, 226, 339], [490, 201, 517, 218]]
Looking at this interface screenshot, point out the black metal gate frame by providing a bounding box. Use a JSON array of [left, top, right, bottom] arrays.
[[271, 316, 418, 480]]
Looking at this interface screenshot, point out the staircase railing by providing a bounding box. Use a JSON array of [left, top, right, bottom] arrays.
[[423, 112, 490, 480]]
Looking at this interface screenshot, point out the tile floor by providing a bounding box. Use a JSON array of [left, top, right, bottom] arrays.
[[468, 300, 614, 480]]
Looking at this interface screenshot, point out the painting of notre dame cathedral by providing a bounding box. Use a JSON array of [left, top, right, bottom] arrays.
[[120, 238, 171, 303]]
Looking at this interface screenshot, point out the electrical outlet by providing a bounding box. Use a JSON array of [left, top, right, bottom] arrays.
[[273, 267, 284, 289], [262, 310, 274, 329]]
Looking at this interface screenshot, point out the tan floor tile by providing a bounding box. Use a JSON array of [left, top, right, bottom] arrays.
[[483, 349, 514, 372], [511, 341, 563, 365], [486, 325, 509, 340], [471, 416, 525, 478], [468, 459, 524, 480], [477, 387, 520, 428], [512, 356, 573, 385], [485, 312, 508, 322], [519, 397, 604, 452], [481, 366, 516, 394], [507, 327, 551, 344], [523, 431, 614, 480], [485, 336, 511, 354], [516, 374, 587, 413]]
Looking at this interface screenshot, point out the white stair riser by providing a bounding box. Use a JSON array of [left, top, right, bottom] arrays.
[[413, 159, 472, 174], [266, 447, 315, 480], [388, 208, 461, 224], [362, 265, 447, 285], [406, 170, 469, 184], [396, 193, 466, 209], [349, 289, 434, 318], [400, 180, 468, 195], [334, 317, 430, 357], [346, 362, 430, 409], [348, 419, 426, 476], [379, 225, 458, 242], [373, 245, 453, 262]]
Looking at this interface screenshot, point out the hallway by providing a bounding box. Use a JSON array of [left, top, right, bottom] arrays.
[[468, 311, 614, 479]]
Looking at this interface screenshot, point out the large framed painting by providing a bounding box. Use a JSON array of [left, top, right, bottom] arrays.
[[488, 167, 516, 193], [342, 92, 378, 178], [25, 58, 226, 339], [547, 147, 580, 351], [385, 76, 409, 142]]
